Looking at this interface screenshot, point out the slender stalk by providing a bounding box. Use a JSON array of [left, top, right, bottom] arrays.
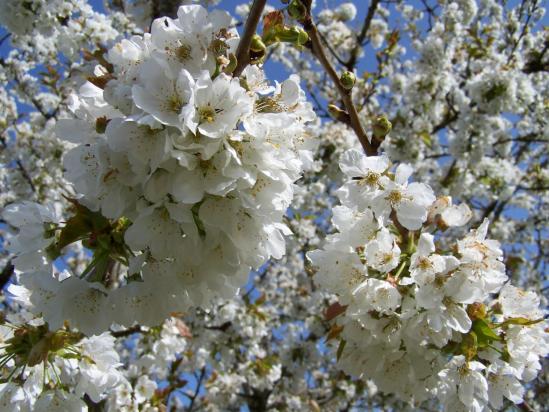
[[345, 0, 380, 70], [233, 0, 267, 77], [187, 366, 206, 411], [301, 4, 378, 155]]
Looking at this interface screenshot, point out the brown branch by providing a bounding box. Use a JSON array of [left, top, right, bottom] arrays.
[[345, 0, 380, 70], [110, 325, 144, 337], [150, 0, 180, 19], [301, 3, 378, 156], [0, 260, 14, 290], [233, 0, 268, 77]]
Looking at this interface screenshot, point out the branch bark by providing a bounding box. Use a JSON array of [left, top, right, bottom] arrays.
[[0, 260, 14, 291], [301, 3, 378, 156], [233, 0, 268, 77], [345, 0, 380, 70]]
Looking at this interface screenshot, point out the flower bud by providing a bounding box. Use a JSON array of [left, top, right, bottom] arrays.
[[296, 27, 309, 46], [340, 71, 356, 90], [288, 0, 307, 20], [276, 26, 308, 46], [372, 115, 392, 139], [467, 302, 487, 321], [328, 104, 349, 122], [250, 34, 267, 64], [250, 34, 266, 53]]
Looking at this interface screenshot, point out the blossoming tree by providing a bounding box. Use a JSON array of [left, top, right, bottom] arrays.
[[0, 0, 547, 410]]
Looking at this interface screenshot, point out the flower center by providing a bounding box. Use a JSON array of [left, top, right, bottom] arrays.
[[176, 43, 192, 61], [386, 190, 403, 205], [348, 268, 363, 287], [167, 95, 183, 113], [417, 257, 432, 270], [199, 106, 216, 123], [381, 252, 394, 265], [358, 171, 380, 187]]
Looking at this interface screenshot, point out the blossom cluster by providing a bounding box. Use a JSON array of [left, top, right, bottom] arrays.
[[308, 149, 548, 411], [0, 319, 125, 410], [3, 4, 316, 334]]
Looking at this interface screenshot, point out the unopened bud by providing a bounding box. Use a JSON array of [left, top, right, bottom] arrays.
[[250, 34, 266, 53], [467, 303, 487, 321], [288, 0, 307, 20], [250, 35, 267, 64], [296, 27, 309, 45], [328, 104, 349, 122], [340, 71, 356, 90], [372, 115, 392, 139], [276, 26, 308, 46], [96, 116, 109, 134]]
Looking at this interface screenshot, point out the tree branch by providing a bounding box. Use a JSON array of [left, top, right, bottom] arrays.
[[110, 325, 144, 337], [187, 366, 206, 411], [301, 2, 378, 156], [0, 260, 14, 291], [233, 0, 267, 77], [345, 0, 380, 70]]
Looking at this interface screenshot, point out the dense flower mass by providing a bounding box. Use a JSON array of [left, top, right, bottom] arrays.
[[3, 4, 316, 334], [308, 149, 549, 410]]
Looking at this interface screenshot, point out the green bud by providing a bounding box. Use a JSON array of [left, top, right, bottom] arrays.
[[288, 0, 306, 20], [328, 104, 345, 117], [250, 34, 267, 53], [250, 35, 267, 64], [266, 26, 308, 47], [296, 27, 309, 46], [276, 26, 299, 43], [372, 115, 392, 139], [340, 71, 356, 90]]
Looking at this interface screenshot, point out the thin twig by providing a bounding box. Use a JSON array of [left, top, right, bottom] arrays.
[[0, 33, 11, 47], [0, 260, 14, 290], [187, 366, 206, 411], [110, 325, 144, 337], [301, 1, 378, 155], [317, 30, 347, 66], [233, 0, 267, 77], [345, 0, 380, 70]]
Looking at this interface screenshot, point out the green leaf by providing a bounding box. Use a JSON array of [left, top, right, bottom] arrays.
[[472, 319, 502, 349], [57, 213, 93, 250], [57, 201, 110, 250], [80, 250, 110, 282], [501, 317, 544, 327], [419, 131, 432, 147]]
